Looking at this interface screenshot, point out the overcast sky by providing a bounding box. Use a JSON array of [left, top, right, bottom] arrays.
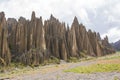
[[0, 0, 120, 42]]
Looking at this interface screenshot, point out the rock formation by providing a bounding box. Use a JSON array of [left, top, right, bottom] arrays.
[[0, 12, 11, 66], [0, 11, 115, 66]]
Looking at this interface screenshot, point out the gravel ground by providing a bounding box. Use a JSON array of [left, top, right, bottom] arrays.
[[4, 60, 120, 80], [12, 71, 120, 80]]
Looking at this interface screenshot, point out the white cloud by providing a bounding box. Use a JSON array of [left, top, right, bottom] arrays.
[[102, 27, 120, 42], [0, 0, 106, 20], [0, 0, 120, 42], [71, 8, 91, 27]]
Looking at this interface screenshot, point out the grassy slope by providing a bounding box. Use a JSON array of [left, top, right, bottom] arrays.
[[65, 52, 120, 73], [65, 63, 120, 73]]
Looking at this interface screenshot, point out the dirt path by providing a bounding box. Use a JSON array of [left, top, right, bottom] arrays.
[[4, 59, 120, 80]]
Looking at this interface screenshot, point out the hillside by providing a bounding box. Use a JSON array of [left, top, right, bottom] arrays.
[[112, 40, 120, 51]]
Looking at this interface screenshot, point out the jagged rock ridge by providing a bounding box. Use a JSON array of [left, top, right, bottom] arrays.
[[0, 11, 115, 66]]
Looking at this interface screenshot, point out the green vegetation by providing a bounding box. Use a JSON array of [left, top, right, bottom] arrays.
[[0, 62, 24, 73], [67, 56, 95, 63], [67, 52, 119, 74], [79, 50, 87, 58], [48, 56, 60, 64], [67, 57, 80, 63], [66, 50, 95, 63], [42, 58, 60, 66], [0, 66, 34, 79], [64, 63, 120, 73]]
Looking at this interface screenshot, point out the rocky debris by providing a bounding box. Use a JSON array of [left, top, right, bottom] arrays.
[[0, 11, 115, 66]]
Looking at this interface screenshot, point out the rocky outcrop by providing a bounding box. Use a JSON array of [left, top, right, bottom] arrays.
[[44, 15, 68, 60], [0, 11, 115, 66], [0, 12, 11, 66], [102, 36, 115, 54], [7, 12, 49, 65]]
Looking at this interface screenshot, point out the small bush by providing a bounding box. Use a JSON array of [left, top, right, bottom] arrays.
[[67, 57, 79, 63], [48, 56, 60, 64], [79, 50, 87, 58]]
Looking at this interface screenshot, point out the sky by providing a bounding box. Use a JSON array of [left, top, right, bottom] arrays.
[[0, 0, 120, 43]]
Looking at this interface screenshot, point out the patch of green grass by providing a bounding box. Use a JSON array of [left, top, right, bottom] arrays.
[[64, 63, 120, 74]]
